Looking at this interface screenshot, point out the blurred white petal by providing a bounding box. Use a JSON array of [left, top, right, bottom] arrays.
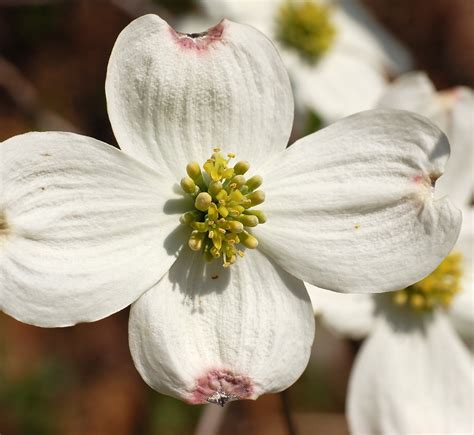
[[307, 284, 375, 339], [335, 0, 412, 74], [201, 0, 413, 122], [450, 208, 474, 342], [290, 48, 386, 123], [201, 0, 278, 36], [436, 87, 474, 206], [348, 310, 474, 434], [377, 71, 436, 113]]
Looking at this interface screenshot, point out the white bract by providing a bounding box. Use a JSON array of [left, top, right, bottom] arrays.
[[308, 73, 474, 433], [193, 0, 412, 124], [0, 18, 461, 405]]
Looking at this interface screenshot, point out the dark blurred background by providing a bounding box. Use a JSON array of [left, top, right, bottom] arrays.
[[0, 1, 472, 434]]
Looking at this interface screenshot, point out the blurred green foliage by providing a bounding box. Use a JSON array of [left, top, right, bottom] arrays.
[[290, 364, 342, 412], [145, 392, 203, 435], [304, 110, 324, 135], [0, 358, 73, 435]]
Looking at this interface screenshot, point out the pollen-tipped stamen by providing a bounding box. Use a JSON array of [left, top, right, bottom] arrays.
[[195, 192, 212, 212], [391, 252, 463, 312], [179, 150, 266, 266]]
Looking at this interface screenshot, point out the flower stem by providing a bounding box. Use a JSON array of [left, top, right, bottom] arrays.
[[194, 404, 226, 435], [281, 390, 298, 435]]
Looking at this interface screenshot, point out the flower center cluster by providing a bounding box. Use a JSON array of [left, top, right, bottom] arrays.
[[391, 252, 463, 311], [276, 0, 336, 63], [179, 149, 266, 267]]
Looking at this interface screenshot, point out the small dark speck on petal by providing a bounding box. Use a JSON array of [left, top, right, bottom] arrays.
[[212, 275, 218, 280]]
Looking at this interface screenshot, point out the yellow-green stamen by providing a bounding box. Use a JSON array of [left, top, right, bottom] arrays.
[[180, 149, 266, 267], [276, 0, 336, 63], [391, 252, 463, 312]]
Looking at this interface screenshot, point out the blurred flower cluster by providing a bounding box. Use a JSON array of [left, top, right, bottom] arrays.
[[0, 1, 472, 434]]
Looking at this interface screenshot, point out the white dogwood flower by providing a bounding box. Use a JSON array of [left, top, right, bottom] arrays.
[[0, 18, 460, 405], [195, 0, 412, 124], [308, 73, 474, 433]]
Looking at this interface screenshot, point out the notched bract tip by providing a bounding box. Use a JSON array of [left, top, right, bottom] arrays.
[[0, 211, 9, 238], [429, 171, 441, 187], [207, 390, 238, 407], [189, 368, 254, 405], [171, 20, 226, 51], [411, 171, 441, 200]]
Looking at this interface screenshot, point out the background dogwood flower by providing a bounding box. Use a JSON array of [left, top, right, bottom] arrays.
[[192, 0, 412, 124], [0, 16, 461, 405], [308, 73, 474, 433]]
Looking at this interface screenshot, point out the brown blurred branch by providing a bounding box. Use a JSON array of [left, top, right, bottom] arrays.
[[281, 391, 298, 435], [0, 56, 81, 132]]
